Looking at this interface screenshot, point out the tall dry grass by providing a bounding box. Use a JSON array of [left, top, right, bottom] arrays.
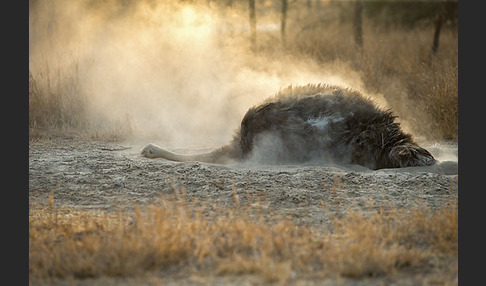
[[29, 65, 133, 141], [286, 19, 458, 140], [29, 61, 87, 136], [29, 192, 458, 283]]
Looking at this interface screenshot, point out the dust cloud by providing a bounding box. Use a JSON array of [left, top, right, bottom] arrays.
[[29, 0, 387, 149]]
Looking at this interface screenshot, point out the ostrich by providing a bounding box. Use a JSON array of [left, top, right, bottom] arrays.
[[141, 84, 436, 170]]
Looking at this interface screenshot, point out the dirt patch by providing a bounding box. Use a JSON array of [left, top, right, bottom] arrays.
[[29, 138, 458, 285]]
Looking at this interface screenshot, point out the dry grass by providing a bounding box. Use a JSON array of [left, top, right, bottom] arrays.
[[29, 67, 132, 141], [286, 20, 458, 140], [28, 65, 86, 135], [29, 190, 458, 284]]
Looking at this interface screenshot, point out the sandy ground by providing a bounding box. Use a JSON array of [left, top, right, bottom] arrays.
[[28, 138, 458, 285]]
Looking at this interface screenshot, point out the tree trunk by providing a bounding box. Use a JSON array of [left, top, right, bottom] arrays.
[[431, 1, 445, 56], [249, 0, 256, 52], [353, 0, 363, 49], [281, 0, 288, 47]]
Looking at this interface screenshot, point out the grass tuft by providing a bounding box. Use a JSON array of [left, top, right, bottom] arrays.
[[29, 195, 457, 283]]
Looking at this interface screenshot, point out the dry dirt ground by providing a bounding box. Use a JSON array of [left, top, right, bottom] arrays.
[[29, 138, 458, 285]]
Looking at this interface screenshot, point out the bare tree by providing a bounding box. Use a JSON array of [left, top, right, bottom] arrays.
[[353, 0, 364, 49], [281, 0, 288, 47], [431, 0, 445, 56], [249, 0, 256, 51]]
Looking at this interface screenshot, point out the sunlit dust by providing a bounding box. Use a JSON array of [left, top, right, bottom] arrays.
[[29, 0, 457, 148]]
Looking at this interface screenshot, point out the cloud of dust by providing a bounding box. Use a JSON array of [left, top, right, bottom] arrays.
[[29, 0, 387, 149]]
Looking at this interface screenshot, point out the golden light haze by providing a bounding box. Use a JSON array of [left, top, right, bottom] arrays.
[[29, 0, 420, 147]]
